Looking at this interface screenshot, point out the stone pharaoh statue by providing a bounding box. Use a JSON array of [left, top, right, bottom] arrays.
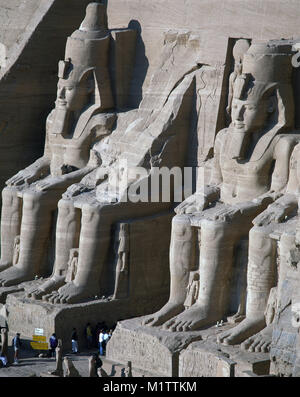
[[143, 41, 297, 332], [0, 2, 115, 287], [218, 139, 300, 351]]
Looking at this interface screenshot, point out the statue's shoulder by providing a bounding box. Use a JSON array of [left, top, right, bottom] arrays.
[[273, 132, 300, 156], [88, 112, 117, 136], [214, 127, 230, 147]]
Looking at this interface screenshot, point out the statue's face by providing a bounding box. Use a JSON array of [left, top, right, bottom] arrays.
[[231, 97, 269, 134], [56, 78, 89, 112]]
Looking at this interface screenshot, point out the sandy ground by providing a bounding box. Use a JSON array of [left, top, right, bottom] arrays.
[[0, 346, 144, 377]]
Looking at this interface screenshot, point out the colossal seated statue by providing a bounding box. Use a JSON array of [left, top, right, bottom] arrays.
[[0, 3, 115, 287], [24, 27, 198, 304], [218, 140, 300, 351], [143, 41, 298, 332]]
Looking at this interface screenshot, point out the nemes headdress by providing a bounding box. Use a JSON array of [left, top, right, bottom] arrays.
[[58, 2, 114, 110], [233, 41, 294, 128]]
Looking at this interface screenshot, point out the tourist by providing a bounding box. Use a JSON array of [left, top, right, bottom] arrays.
[[99, 329, 109, 356], [84, 323, 93, 349], [0, 354, 8, 367], [71, 328, 78, 354], [49, 333, 58, 357], [12, 333, 22, 364]]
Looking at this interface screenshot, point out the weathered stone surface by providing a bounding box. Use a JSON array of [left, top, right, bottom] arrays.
[[106, 317, 202, 377], [3, 1, 300, 378]]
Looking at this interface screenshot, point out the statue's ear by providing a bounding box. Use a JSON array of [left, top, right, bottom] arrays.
[[267, 94, 277, 114]]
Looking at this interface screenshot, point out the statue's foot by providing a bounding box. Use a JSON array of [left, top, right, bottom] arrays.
[[162, 303, 219, 332], [142, 302, 185, 327], [217, 315, 266, 346], [44, 282, 97, 304], [241, 325, 273, 353], [0, 266, 32, 287], [0, 262, 11, 272], [27, 276, 65, 300]]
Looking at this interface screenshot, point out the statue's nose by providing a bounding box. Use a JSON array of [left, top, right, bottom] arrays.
[[236, 106, 244, 121], [58, 87, 66, 99]]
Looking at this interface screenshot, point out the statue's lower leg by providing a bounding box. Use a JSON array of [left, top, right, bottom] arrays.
[[0, 192, 54, 287], [28, 200, 81, 300], [163, 218, 236, 332], [218, 226, 277, 346], [0, 188, 21, 271], [53, 206, 110, 304], [143, 215, 197, 326]]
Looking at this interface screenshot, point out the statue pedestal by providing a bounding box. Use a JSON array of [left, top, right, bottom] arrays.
[[106, 317, 271, 377], [6, 291, 168, 353], [179, 339, 270, 377], [4, 211, 173, 351], [106, 317, 202, 377]]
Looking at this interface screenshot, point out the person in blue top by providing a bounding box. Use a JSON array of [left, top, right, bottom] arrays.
[[49, 333, 58, 357]]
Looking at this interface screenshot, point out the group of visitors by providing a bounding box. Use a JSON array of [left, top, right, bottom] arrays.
[[0, 321, 115, 368], [84, 322, 114, 356], [0, 331, 24, 366], [69, 322, 114, 356]]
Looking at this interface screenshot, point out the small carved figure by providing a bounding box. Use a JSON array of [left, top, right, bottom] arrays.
[[65, 249, 79, 283], [12, 236, 20, 266], [113, 223, 130, 299], [184, 272, 199, 310]]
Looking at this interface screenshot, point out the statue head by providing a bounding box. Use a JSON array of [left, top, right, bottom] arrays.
[[229, 41, 294, 159], [56, 62, 95, 113], [53, 3, 112, 134], [231, 75, 277, 136]]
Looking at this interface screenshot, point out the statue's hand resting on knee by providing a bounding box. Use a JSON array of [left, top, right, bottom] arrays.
[[253, 195, 298, 226], [175, 186, 220, 215], [6, 168, 45, 187]]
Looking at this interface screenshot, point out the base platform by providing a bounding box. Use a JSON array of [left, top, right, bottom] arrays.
[[5, 288, 168, 353], [106, 317, 271, 377]]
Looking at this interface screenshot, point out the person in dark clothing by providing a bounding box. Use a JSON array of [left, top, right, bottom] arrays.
[[71, 328, 78, 354], [49, 333, 58, 357], [84, 323, 93, 349], [12, 333, 22, 364]]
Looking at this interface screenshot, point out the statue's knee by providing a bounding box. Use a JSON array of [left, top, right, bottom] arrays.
[[172, 215, 193, 241], [58, 199, 75, 218], [2, 187, 17, 205], [23, 192, 43, 212], [82, 204, 101, 224], [249, 226, 269, 250], [201, 219, 226, 242]]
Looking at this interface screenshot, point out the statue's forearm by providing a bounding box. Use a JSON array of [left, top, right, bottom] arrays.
[[61, 166, 95, 185], [196, 185, 220, 205], [274, 193, 298, 208], [27, 156, 51, 173]]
